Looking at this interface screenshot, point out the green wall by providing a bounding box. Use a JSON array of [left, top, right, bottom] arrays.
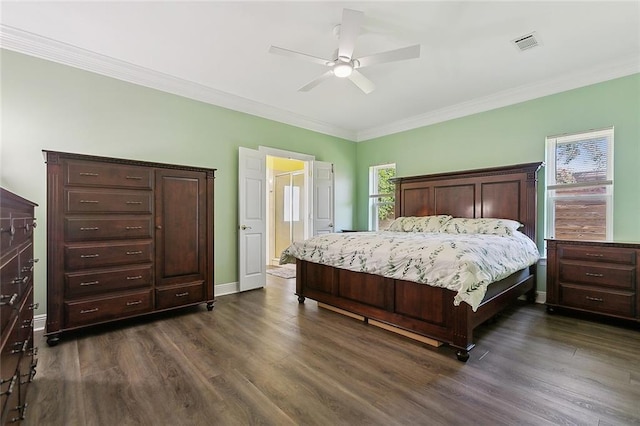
[[356, 73, 640, 291], [0, 50, 356, 315]]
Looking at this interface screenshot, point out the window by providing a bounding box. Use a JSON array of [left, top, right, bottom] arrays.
[[369, 164, 396, 231], [545, 127, 614, 241]]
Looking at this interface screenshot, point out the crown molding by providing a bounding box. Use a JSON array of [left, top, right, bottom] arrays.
[[2, 25, 637, 144], [356, 54, 640, 142], [0, 24, 356, 141]]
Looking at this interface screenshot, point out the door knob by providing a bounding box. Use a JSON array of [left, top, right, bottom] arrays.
[[240, 225, 252, 230]]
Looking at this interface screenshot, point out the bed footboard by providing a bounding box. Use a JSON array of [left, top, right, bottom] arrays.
[[295, 260, 536, 362]]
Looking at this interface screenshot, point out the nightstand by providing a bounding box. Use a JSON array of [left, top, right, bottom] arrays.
[[546, 239, 639, 323]]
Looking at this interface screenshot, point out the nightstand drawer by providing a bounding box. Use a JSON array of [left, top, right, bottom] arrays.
[[560, 284, 634, 317], [559, 262, 635, 289], [558, 245, 636, 265]]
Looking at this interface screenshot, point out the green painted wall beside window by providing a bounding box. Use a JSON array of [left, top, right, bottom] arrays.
[[356, 73, 640, 248]]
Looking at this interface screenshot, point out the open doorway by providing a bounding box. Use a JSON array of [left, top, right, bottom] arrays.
[[238, 146, 334, 292], [267, 156, 306, 266]]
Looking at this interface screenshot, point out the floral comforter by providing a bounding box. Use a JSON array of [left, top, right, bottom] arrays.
[[280, 231, 540, 311]]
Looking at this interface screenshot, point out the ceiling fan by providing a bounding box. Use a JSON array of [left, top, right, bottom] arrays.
[[269, 8, 421, 94]]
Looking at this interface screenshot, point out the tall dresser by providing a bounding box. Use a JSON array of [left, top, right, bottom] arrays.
[[44, 151, 215, 345], [1, 188, 38, 424], [546, 239, 640, 323]]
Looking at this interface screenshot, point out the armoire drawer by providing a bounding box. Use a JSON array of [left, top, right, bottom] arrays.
[[155, 282, 204, 310], [65, 241, 153, 270], [65, 160, 152, 189], [560, 284, 634, 317], [65, 189, 152, 214], [65, 217, 153, 241], [559, 262, 635, 289], [64, 290, 153, 328], [65, 265, 152, 298]]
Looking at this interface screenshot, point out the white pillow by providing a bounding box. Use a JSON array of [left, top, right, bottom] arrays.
[[441, 217, 523, 236], [385, 215, 452, 232]]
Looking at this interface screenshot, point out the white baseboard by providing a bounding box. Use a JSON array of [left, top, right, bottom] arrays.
[[536, 291, 547, 304], [34, 314, 46, 332], [215, 281, 239, 297]]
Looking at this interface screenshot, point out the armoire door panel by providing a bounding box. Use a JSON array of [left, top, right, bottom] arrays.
[[155, 171, 206, 283]]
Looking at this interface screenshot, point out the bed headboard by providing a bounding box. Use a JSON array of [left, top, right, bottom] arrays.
[[392, 162, 543, 242]]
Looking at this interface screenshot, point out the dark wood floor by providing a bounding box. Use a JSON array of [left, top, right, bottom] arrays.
[[26, 275, 640, 425]]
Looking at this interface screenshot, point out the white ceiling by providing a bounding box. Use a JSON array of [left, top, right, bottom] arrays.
[[1, 1, 639, 141]]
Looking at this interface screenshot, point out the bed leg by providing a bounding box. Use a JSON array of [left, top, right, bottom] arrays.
[[456, 350, 470, 362], [297, 295, 305, 304]]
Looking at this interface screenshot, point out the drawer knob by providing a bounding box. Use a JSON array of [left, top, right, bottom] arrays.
[[175, 292, 190, 297], [125, 176, 143, 180], [126, 275, 143, 280], [126, 251, 143, 256], [125, 201, 143, 205], [585, 253, 604, 257], [80, 280, 99, 287], [80, 227, 100, 231], [80, 308, 99, 314], [80, 254, 100, 259], [585, 272, 604, 278], [79, 172, 99, 177], [125, 226, 143, 230], [585, 296, 604, 302], [0, 375, 16, 396], [28, 303, 40, 310], [126, 300, 143, 306], [12, 276, 29, 284], [0, 293, 18, 306], [79, 200, 99, 204]]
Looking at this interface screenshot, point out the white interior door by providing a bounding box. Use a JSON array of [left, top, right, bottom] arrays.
[[310, 161, 335, 235], [238, 147, 266, 291]]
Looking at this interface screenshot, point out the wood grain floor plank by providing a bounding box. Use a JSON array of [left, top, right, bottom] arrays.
[[25, 276, 640, 425]]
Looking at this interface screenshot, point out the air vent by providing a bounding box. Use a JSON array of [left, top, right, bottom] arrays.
[[513, 32, 540, 51]]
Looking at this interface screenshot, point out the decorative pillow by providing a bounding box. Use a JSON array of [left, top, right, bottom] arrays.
[[441, 217, 523, 236], [385, 215, 452, 232]]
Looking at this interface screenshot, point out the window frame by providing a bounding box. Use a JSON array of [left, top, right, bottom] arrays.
[[545, 127, 614, 241], [368, 163, 396, 231]]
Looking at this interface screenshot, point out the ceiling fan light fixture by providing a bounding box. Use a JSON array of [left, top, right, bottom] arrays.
[[333, 62, 353, 78]]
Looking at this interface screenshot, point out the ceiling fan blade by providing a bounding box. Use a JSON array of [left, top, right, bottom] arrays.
[[356, 45, 421, 68], [269, 45, 329, 67], [298, 70, 334, 92], [348, 70, 375, 94], [337, 9, 364, 59]]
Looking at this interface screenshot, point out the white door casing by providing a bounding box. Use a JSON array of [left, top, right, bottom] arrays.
[[238, 147, 266, 291], [310, 161, 335, 235]]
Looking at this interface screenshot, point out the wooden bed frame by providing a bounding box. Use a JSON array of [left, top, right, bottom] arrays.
[[295, 162, 543, 361]]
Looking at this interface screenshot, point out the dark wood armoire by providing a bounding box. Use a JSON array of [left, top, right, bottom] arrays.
[[43, 151, 215, 345]]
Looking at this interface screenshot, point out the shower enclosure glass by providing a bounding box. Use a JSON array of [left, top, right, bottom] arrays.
[[274, 171, 305, 258]]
